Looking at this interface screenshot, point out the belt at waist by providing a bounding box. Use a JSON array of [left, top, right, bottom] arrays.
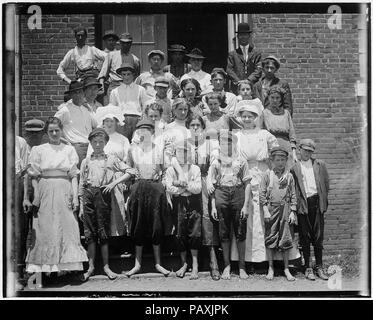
[[307, 194, 319, 199], [124, 114, 141, 118], [216, 183, 244, 189], [269, 201, 287, 206], [41, 170, 69, 179], [72, 142, 89, 146]]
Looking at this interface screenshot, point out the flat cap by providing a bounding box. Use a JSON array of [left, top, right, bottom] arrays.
[[25, 118, 45, 132], [148, 50, 165, 60], [270, 146, 289, 157], [154, 76, 170, 88], [88, 127, 109, 142], [299, 138, 316, 152], [136, 119, 155, 130]]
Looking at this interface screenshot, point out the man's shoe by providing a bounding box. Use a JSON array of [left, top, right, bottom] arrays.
[[315, 267, 328, 280], [305, 268, 316, 281]]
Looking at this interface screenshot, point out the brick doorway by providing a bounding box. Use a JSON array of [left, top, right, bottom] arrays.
[[167, 14, 228, 73]]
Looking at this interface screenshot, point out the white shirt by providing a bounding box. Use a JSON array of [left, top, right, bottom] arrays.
[[55, 100, 98, 144], [180, 70, 213, 93], [240, 44, 250, 61], [57, 45, 106, 82], [109, 82, 150, 116], [15, 136, 30, 175], [300, 159, 318, 198]]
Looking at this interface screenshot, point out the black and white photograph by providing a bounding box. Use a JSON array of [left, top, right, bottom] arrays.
[[2, 0, 370, 301]]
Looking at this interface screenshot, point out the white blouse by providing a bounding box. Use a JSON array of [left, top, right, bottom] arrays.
[[28, 143, 79, 178]]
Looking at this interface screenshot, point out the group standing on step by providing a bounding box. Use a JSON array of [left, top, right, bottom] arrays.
[[14, 22, 330, 290]]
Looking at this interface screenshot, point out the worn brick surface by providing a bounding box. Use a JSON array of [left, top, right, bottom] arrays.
[[20, 13, 366, 255]]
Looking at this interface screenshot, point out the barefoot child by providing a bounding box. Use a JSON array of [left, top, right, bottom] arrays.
[[259, 146, 297, 281], [164, 141, 202, 280], [79, 128, 136, 281], [208, 130, 251, 280], [126, 119, 172, 277]]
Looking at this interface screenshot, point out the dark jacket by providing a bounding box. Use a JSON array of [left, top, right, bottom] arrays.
[[252, 76, 293, 116], [226, 46, 262, 92], [290, 159, 330, 215]]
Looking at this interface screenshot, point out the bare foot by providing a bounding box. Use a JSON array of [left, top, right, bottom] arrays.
[[190, 268, 199, 280], [125, 264, 141, 277], [221, 265, 231, 280], [266, 267, 274, 280], [155, 264, 171, 277], [103, 266, 118, 280], [239, 268, 249, 279], [176, 263, 188, 278], [82, 268, 95, 282], [284, 268, 295, 281]]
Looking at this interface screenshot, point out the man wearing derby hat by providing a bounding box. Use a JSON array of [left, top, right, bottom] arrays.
[[57, 26, 107, 84], [136, 49, 180, 99], [55, 80, 98, 167], [290, 139, 330, 281], [163, 44, 191, 80], [98, 32, 141, 105], [110, 63, 150, 141], [180, 48, 212, 93], [226, 22, 262, 94], [102, 30, 119, 53], [83, 77, 103, 113]]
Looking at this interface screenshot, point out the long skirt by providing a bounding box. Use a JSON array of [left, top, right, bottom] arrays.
[[26, 177, 88, 273], [230, 162, 300, 262], [128, 180, 172, 246]]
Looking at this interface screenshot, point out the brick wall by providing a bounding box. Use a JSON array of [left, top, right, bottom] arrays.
[[253, 13, 365, 254], [20, 14, 95, 135], [19, 13, 366, 255]]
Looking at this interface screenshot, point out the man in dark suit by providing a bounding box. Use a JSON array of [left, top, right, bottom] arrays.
[[290, 139, 330, 281], [226, 22, 262, 94]]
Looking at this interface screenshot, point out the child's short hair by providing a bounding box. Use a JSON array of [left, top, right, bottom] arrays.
[[145, 102, 163, 116], [237, 80, 253, 91], [205, 92, 227, 109], [88, 128, 109, 142], [185, 113, 206, 130]]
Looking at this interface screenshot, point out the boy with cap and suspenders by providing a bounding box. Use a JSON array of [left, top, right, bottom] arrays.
[[163, 44, 191, 80], [55, 81, 98, 168], [98, 32, 141, 104], [79, 128, 137, 281], [109, 63, 151, 142], [145, 77, 173, 124], [57, 27, 107, 84], [290, 139, 329, 280], [226, 22, 262, 94], [259, 146, 298, 281], [136, 50, 180, 99]]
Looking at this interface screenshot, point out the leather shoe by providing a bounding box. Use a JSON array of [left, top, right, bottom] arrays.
[[315, 267, 328, 280], [305, 268, 316, 281]]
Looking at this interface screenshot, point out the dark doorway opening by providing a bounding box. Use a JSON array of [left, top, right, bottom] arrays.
[[167, 14, 228, 73]]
